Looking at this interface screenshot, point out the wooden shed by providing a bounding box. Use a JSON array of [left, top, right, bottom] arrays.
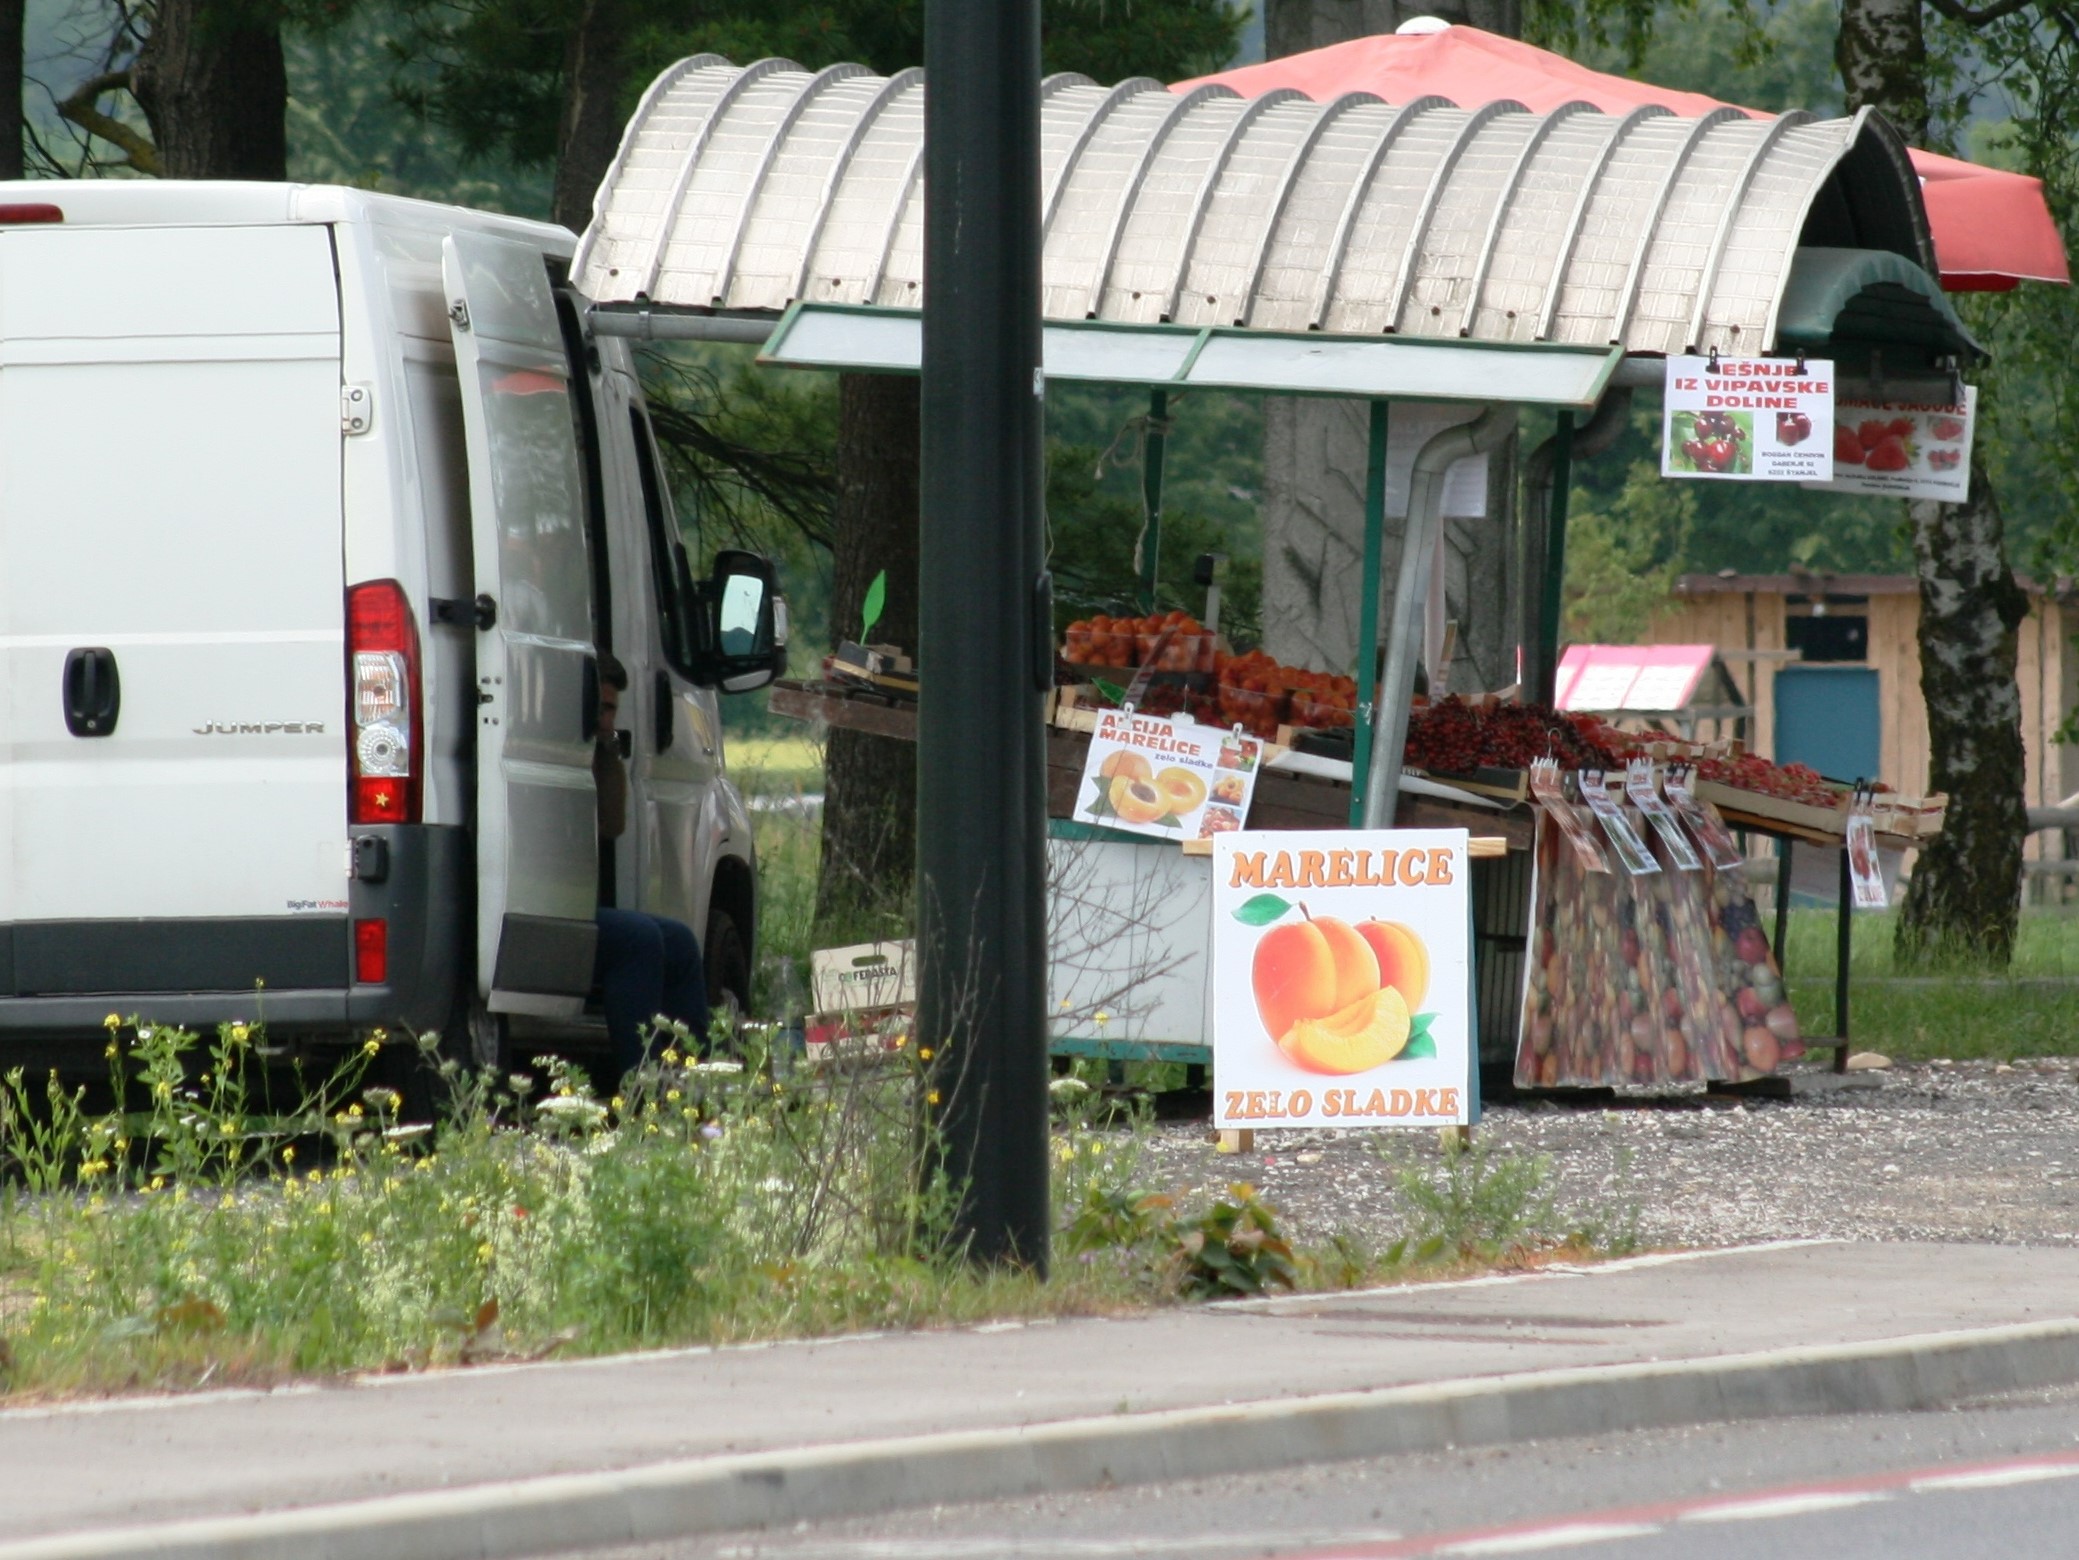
[[1648, 572, 2076, 880]]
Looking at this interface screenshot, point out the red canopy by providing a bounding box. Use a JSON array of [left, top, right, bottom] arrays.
[[1178, 26, 2069, 292]]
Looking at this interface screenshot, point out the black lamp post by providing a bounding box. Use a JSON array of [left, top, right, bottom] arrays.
[[917, 0, 1051, 1271]]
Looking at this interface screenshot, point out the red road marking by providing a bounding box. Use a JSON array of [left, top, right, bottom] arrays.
[[1280, 1445, 2079, 1557]]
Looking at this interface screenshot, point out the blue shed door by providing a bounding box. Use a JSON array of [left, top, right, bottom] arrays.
[[1774, 666, 1881, 783]]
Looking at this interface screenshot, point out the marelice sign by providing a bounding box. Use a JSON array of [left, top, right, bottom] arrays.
[[1211, 830, 1473, 1129]]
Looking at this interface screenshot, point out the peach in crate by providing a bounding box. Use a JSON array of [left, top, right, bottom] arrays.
[[1290, 689, 1354, 728]]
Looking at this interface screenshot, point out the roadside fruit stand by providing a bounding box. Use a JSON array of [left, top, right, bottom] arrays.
[[575, 54, 1980, 1098]]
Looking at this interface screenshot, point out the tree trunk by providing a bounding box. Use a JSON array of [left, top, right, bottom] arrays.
[[1835, 0, 2027, 966], [1836, 0, 1931, 143], [131, 0, 287, 180], [550, 0, 629, 232], [0, 0, 23, 180], [1895, 461, 2029, 967], [814, 374, 922, 935]]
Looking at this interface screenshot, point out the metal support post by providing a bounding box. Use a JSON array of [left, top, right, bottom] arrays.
[[1350, 400, 1388, 826], [1834, 843, 1853, 1072], [1137, 388, 1168, 612], [1535, 410, 1575, 705], [918, 0, 1050, 1272]]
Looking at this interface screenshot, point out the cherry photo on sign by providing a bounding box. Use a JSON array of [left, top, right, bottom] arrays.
[[1775, 411, 1812, 446]]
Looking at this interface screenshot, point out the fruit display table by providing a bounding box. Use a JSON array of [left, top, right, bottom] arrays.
[[769, 678, 1532, 1068]]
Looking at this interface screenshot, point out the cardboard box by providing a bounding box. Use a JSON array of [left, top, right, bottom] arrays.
[[810, 940, 916, 1016]]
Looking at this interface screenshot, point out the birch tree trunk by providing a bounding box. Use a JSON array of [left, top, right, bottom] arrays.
[[1836, 0, 2026, 966], [1895, 464, 2029, 966]]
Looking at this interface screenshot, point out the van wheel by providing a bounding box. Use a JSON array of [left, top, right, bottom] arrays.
[[705, 908, 751, 1050]]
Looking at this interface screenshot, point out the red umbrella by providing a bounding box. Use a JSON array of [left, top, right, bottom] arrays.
[[1177, 25, 2068, 292]]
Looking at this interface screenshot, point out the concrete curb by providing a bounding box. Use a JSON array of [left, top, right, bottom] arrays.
[[11, 1316, 2079, 1560]]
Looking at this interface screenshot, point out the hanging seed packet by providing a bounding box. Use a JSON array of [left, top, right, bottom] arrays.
[[1579, 769, 1661, 876], [1665, 764, 1747, 870], [1529, 757, 1609, 872], [1626, 759, 1702, 872], [1846, 785, 1888, 910]]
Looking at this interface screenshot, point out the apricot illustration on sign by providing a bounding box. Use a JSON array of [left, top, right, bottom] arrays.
[[1251, 912, 1377, 1042], [1109, 774, 1168, 824], [1357, 920, 1429, 1011], [1099, 750, 1152, 783], [1237, 894, 1437, 1074], [1279, 985, 1412, 1075], [1088, 750, 1207, 829], [1154, 765, 1207, 815]]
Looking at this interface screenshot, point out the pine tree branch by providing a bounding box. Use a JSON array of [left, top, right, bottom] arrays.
[[55, 69, 159, 175]]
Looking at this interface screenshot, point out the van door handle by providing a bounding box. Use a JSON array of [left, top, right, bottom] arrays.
[[63, 647, 120, 737], [654, 668, 674, 753]]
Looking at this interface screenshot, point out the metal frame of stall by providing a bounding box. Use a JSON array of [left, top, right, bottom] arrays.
[[739, 299, 1616, 1069]]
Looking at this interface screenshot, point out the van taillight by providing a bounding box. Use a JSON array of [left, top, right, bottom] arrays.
[[355, 919, 389, 983], [0, 204, 62, 224], [346, 580, 422, 825]]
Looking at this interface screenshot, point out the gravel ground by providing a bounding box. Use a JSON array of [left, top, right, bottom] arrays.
[[1137, 1058, 2079, 1250]]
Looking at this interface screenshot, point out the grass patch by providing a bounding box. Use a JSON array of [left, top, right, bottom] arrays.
[[727, 733, 824, 800], [0, 1021, 1640, 1401], [1780, 907, 2079, 1061]]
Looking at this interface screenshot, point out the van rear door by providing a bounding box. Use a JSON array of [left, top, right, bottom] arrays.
[[441, 233, 599, 1012], [0, 223, 350, 1000]]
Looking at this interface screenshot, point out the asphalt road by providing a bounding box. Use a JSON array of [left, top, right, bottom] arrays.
[[580, 1384, 2079, 1560]]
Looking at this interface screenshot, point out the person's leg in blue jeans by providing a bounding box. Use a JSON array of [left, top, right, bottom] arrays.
[[653, 916, 711, 1048], [594, 908, 665, 1079], [595, 909, 711, 1079]]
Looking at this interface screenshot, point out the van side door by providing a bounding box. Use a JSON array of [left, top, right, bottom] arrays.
[[596, 360, 718, 933], [442, 234, 599, 1013]]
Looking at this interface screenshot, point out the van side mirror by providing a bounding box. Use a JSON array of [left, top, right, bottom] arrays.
[[700, 549, 788, 694]]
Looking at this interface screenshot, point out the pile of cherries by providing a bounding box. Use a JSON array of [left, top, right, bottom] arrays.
[[1402, 697, 1628, 773]]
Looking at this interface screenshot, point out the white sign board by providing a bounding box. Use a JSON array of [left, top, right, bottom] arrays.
[[1806, 387, 1976, 503], [1211, 829, 1473, 1129], [1074, 710, 1261, 843], [1662, 355, 1834, 482]]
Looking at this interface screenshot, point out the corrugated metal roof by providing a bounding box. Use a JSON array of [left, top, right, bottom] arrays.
[[574, 58, 1939, 359]]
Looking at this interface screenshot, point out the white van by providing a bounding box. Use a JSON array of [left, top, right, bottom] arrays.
[[0, 181, 784, 1067]]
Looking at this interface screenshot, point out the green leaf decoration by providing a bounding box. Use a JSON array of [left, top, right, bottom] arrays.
[[1085, 780, 1116, 818], [1155, 811, 1183, 829], [1091, 676, 1127, 704], [860, 570, 887, 638], [1231, 893, 1292, 926], [1407, 1011, 1434, 1043], [1400, 1022, 1437, 1061]]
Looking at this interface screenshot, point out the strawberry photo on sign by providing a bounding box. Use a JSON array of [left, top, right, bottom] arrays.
[[1807, 387, 1976, 503]]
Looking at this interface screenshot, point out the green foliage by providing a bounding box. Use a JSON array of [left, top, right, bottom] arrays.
[[1375, 1136, 1638, 1268], [1560, 460, 1693, 644], [390, 0, 1244, 180], [1558, 398, 1912, 577], [288, 2, 551, 213], [1166, 1182, 1298, 1299]]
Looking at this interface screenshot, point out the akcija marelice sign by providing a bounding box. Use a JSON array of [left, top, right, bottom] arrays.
[[1211, 830, 1474, 1130], [1661, 355, 1835, 483]]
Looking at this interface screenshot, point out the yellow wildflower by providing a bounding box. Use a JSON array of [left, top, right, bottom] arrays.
[[476, 1242, 494, 1263], [229, 1023, 249, 1044], [666, 1088, 682, 1102], [926, 1090, 941, 1106], [103, 1013, 120, 1031], [362, 1037, 381, 1057], [281, 1145, 296, 1165]]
